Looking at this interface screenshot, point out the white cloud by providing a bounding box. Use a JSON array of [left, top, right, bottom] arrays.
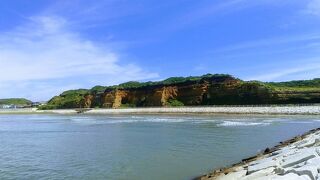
[[211, 33, 320, 54], [246, 60, 320, 81], [0, 16, 158, 100], [306, 0, 320, 16], [158, 0, 299, 32]]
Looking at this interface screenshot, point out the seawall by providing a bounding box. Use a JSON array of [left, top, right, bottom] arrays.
[[196, 128, 320, 180]]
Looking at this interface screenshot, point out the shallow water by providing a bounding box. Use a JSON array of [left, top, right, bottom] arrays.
[[0, 114, 320, 180]]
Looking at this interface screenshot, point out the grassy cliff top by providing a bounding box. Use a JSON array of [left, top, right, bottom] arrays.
[[58, 74, 320, 97], [57, 74, 234, 96], [265, 78, 320, 92], [0, 98, 32, 105], [41, 74, 320, 110], [89, 74, 235, 93]]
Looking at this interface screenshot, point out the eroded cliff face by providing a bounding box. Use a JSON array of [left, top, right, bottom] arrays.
[[83, 94, 94, 108], [47, 75, 320, 109], [99, 86, 179, 108], [273, 90, 320, 104], [101, 90, 128, 108], [161, 86, 178, 105], [81, 76, 275, 108], [174, 81, 209, 106], [205, 80, 276, 105]]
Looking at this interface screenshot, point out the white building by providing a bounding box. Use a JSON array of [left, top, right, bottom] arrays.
[[1, 104, 16, 109]]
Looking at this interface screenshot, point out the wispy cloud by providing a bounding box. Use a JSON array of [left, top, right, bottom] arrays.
[[158, 0, 250, 32], [305, 0, 320, 16], [42, 0, 147, 27], [246, 58, 320, 81], [0, 16, 158, 100], [211, 33, 320, 54], [203, 32, 320, 82], [157, 0, 299, 33]]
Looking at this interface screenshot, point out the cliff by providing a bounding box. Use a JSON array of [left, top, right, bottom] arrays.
[[40, 74, 320, 109]]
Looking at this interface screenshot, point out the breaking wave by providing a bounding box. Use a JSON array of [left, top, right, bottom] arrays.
[[217, 121, 271, 127]]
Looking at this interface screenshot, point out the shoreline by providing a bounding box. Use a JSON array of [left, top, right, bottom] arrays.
[[1, 106, 320, 179], [196, 127, 320, 180], [1, 105, 320, 115], [0, 108, 77, 115], [85, 106, 320, 115]]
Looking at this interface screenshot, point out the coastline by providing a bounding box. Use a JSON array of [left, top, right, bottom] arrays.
[[0, 108, 77, 114], [0, 105, 320, 115], [196, 127, 320, 180], [1, 106, 320, 179], [84, 106, 320, 115]]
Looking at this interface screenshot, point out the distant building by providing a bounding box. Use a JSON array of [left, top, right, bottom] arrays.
[[31, 101, 47, 107], [1, 104, 17, 109], [32, 102, 40, 106], [0, 101, 47, 109]]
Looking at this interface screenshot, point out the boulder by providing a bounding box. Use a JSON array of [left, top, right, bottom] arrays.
[[242, 167, 275, 180], [247, 158, 279, 174], [282, 149, 317, 168], [215, 170, 247, 180]]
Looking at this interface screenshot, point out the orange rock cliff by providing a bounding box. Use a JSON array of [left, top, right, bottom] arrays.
[[43, 74, 320, 109]]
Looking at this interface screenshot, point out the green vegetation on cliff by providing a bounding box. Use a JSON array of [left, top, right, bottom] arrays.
[[266, 79, 320, 92], [166, 99, 184, 107], [41, 74, 320, 109], [90, 74, 233, 91], [0, 98, 32, 105], [39, 89, 88, 109]]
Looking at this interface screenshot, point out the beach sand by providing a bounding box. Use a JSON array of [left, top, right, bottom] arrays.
[[84, 106, 320, 115], [0, 105, 320, 115]]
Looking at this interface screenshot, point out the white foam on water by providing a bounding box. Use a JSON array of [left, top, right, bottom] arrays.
[[190, 119, 217, 124], [69, 117, 107, 125], [105, 118, 187, 124], [68, 116, 320, 126], [285, 121, 314, 124], [217, 121, 271, 127], [69, 116, 191, 124], [68, 116, 282, 125]]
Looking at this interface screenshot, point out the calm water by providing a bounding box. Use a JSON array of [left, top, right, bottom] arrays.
[[1, 114, 320, 180]]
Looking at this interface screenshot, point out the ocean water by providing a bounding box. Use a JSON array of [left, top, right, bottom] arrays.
[[1, 114, 320, 180]]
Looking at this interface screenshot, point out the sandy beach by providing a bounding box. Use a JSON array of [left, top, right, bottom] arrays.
[[1, 105, 320, 115], [0, 108, 77, 114], [84, 106, 320, 115]]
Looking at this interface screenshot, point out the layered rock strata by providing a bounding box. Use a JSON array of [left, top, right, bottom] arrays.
[[45, 75, 320, 109], [82, 76, 277, 108]]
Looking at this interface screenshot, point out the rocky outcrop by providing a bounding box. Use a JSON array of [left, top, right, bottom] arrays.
[[83, 94, 94, 108], [197, 128, 320, 180], [273, 90, 320, 104], [43, 74, 320, 109], [100, 86, 179, 108], [84, 76, 278, 108]]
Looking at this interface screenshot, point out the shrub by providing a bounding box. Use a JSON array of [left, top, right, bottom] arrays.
[[37, 105, 57, 110], [119, 103, 136, 108], [166, 99, 184, 107]]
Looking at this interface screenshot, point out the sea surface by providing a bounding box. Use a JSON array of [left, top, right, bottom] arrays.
[[1, 114, 320, 180]]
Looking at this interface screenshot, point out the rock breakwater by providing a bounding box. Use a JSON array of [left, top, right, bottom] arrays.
[[197, 128, 320, 180]]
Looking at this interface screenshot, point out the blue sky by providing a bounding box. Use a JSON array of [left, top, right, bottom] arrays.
[[1, 0, 320, 101]]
